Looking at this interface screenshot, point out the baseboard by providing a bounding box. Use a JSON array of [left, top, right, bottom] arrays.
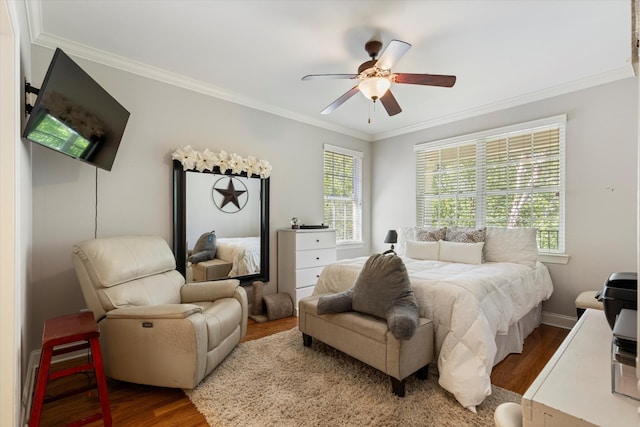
[[20, 350, 40, 427], [542, 311, 576, 329], [21, 345, 91, 426]]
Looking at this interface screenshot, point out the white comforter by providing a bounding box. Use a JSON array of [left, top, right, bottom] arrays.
[[313, 257, 553, 411], [215, 237, 261, 277]]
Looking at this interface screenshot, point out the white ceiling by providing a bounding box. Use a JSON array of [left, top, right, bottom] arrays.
[[26, 0, 634, 141]]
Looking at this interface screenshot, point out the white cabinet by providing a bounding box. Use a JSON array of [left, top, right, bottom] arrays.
[[522, 309, 639, 426], [277, 229, 336, 314]]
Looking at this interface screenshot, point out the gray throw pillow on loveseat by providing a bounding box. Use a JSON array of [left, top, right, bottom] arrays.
[[317, 251, 419, 340]]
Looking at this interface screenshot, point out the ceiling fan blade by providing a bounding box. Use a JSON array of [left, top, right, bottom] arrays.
[[393, 73, 457, 87], [321, 85, 360, 114], [302, 74, 358, 81], [380, 90, 402, 116], [375, 40, 411, 71]]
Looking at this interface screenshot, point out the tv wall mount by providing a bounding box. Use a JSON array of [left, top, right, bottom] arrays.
[[24, 80, 40, 115]]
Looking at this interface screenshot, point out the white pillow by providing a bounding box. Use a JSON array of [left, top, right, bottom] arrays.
[[395, 226, 417, 256], [438, 241, 484, 265], [404, 240, 440, 261], [484, 227, 538, 267]]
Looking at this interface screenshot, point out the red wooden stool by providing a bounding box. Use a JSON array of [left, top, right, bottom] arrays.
[[29, 311, 112, 427]]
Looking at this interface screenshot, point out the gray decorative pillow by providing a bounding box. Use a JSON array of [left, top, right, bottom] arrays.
[[188, 231, 217, 263], [416, 226, 447, 242], [316, 290, 353, 313], [446, 226, 486, 243], [317, 252, 418, 340]]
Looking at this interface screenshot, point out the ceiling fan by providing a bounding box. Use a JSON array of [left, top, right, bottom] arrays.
[[302, 39, 456, 116]]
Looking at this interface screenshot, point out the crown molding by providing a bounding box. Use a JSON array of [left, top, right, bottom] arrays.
[[24, 0, 41, 45], [27, 29, 372, 142], [372, 64, 635, 141]]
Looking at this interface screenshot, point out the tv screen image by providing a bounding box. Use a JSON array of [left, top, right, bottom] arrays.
[[23, 48, 130, 171]]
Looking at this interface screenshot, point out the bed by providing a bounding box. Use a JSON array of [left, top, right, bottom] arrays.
[[312, 226, 554, 411], [215, 236, 261, 276]]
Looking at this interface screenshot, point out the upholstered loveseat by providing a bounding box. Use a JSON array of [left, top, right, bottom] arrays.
[[298, 294, 434, 396]]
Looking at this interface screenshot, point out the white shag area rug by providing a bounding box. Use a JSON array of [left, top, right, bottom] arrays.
[[185, 328, 520, 427]]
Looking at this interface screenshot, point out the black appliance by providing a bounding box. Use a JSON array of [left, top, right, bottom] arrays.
[[597, 272, 637, 330]]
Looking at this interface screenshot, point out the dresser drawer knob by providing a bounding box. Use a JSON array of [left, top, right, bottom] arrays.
[[316, 257, 320, 260], [316, 239, 320, 243]]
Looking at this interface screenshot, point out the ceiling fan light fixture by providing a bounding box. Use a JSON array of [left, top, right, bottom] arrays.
[[303, 39, 456, 115], [358, 77, 391, 101]]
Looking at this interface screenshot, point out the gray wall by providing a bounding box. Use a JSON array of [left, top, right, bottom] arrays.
[[372, 76, 639, 320], [27, 44, 372, 353]]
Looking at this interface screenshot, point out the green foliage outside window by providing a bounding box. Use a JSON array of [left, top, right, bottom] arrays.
[[417, 123, 563, 252], [27, 113, 91, 158], [323, 148, 362, 242]]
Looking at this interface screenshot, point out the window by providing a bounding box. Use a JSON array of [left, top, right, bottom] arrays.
[[415, 115, 565, 253], [324, 144, 363, 244]]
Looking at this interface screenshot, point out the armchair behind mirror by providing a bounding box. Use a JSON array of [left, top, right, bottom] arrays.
[[173, 160, 270, 285]]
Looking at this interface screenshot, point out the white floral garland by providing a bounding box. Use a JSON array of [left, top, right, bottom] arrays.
[[171, 145, 272, 178]]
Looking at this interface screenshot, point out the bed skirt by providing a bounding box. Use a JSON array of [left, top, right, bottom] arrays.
[[493, 304, 542, 366]]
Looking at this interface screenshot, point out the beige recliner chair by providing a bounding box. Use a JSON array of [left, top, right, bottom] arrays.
[[71, 235, 247, 389]]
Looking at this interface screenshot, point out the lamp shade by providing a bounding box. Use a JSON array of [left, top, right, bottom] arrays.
[[384, 229, 398, 244], [358, 77, 391, 101]]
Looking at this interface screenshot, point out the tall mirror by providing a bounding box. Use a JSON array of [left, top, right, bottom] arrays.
[[173, 160, 270, 285]]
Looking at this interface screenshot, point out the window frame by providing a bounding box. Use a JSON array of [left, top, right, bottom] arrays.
[[415, 115, 566, 254], [323, 144, 363, 245]]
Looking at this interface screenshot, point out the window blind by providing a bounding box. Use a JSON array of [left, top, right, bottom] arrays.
[[416, 115, 566, 253], [324, 144, 363, 243]]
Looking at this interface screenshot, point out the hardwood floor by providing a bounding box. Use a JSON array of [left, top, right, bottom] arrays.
[[491, 324, 569, 394], [35, 317, 567, 426]]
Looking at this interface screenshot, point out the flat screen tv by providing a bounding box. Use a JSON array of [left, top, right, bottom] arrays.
[[23, 48, 130, 171]]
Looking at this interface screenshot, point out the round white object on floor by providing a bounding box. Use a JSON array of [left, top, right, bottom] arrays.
[[494, 402, 522, 427]]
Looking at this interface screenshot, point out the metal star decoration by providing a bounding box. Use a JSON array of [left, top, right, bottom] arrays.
[[214, 178, 247, 210]]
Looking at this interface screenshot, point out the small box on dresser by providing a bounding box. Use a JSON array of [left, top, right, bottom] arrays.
[[277, 228, 336, 315]]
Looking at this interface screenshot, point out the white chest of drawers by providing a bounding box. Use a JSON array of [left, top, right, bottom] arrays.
[[277, 229, 337, 314]]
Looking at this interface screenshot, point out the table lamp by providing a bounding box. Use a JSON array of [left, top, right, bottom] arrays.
[[384, 229, 398, 251]]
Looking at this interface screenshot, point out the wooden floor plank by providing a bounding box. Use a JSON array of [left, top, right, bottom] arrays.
[[35, 316, 568, 426]]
